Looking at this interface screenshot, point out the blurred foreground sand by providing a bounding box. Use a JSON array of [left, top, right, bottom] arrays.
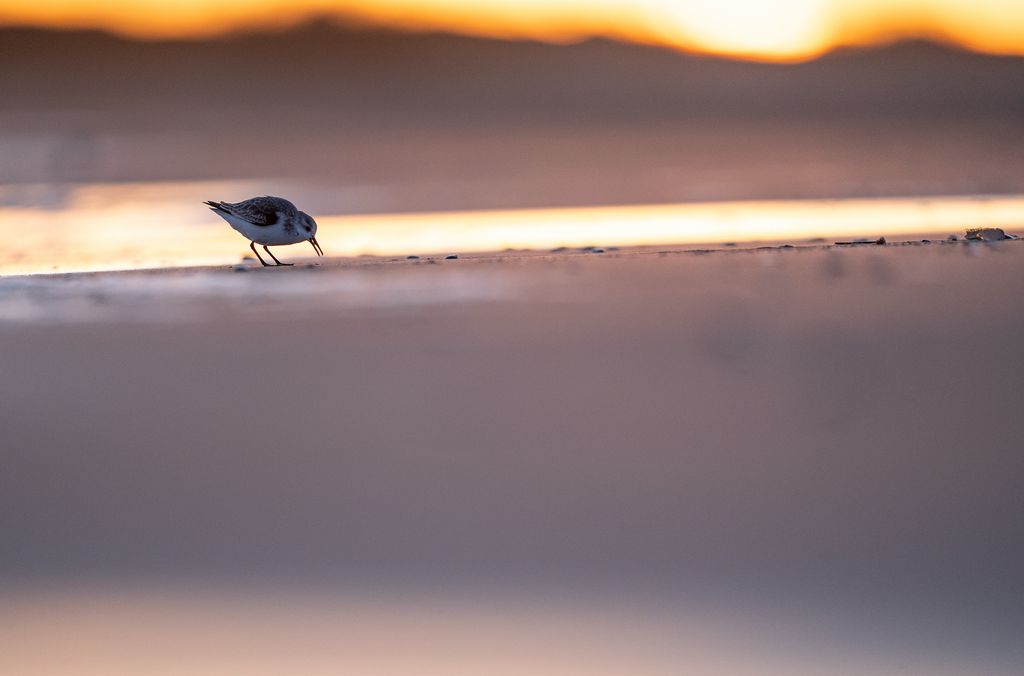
[[1, 240, 1022, 673]]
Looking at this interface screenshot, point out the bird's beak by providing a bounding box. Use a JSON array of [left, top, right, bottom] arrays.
[[309, 236, 324, 257]]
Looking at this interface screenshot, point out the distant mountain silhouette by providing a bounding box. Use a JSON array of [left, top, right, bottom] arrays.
[[2, 21, 1022, 124], [3, 21, 1022, 198]]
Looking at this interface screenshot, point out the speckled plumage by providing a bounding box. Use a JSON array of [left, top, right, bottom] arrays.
[[208, 196, 297, 228]]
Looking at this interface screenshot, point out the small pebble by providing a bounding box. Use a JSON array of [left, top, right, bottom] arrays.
[[406, 255, 420, 260], [965, 227, 1015, 242], [948, 235, 959, 241], [232, 264, 250, 272], [589, 248, 606, 254], [445, 254, 459, 260]]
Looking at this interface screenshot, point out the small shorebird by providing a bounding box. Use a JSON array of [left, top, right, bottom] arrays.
[[204, 196, 324, 266]]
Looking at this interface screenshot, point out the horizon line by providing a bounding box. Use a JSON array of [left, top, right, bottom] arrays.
[[0, 15, 1011, 66]]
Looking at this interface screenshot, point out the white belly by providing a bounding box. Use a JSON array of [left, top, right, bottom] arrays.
[[220, 212, 305, 246]]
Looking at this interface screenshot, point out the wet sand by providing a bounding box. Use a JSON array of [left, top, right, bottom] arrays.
[[1, 238, 1023, 673]]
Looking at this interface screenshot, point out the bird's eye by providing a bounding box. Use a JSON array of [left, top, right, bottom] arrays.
[[304, 225, 311, 232]]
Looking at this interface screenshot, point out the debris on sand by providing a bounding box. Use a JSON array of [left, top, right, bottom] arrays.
[[965, 227, 1017, 242], [588, 248, 606, 254], [406, 255, 420, 260], [836, 237, 886, 246], [444, 254, 459, 260]]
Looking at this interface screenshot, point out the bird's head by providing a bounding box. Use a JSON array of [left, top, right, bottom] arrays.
[[298, 211, 323, 256]]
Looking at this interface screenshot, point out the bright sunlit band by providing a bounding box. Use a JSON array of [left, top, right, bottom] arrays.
[[0, 0, 1023, 60], [2, 187, 1022, 275]]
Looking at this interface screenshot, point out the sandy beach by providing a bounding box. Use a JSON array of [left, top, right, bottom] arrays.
[[2, 237, 1022, 673]]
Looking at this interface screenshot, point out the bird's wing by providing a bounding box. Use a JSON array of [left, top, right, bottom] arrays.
[[206, 196, 298, 226]]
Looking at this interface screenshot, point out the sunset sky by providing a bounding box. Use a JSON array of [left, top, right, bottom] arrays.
[[1, 0, 1022, 60]]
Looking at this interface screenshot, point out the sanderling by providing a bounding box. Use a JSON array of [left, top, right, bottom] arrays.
[[204, 196, 324, 266]]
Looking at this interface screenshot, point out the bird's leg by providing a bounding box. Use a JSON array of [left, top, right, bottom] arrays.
[[250, 241, 271, 267], [264, 245, 293, 266]]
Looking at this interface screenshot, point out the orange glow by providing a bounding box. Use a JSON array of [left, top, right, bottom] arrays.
[[0, 0, 1022, 60], [2, 182, 1023, 275]]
